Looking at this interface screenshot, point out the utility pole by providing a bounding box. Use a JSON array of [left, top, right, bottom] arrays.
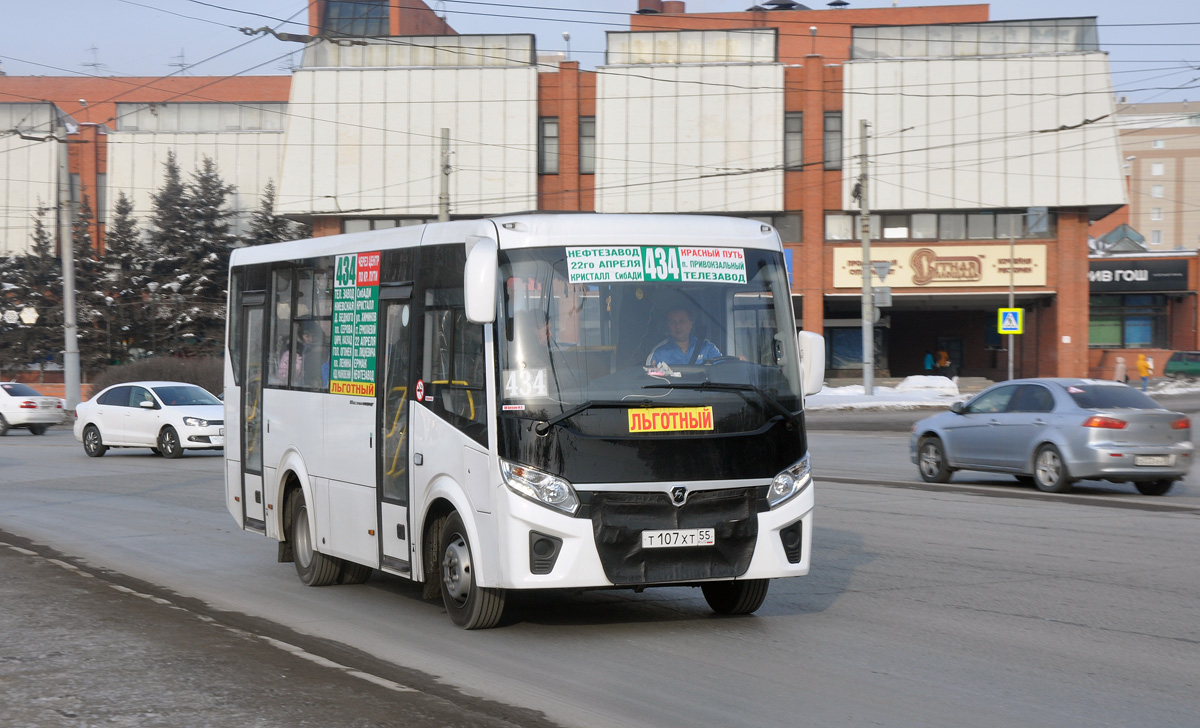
[[438, 128, 450, 222], [61, 209, 82, 409], [859, 119, 874, 396], [1008, 220, 1015, 381]]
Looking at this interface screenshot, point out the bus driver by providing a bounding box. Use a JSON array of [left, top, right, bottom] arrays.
[[646, 305, 721, 368]]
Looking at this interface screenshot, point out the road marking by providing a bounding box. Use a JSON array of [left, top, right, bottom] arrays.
[[2, 541, 419, 696]]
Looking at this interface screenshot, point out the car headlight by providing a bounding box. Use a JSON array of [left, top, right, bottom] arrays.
[[500, 459, 579, 515], [768, 454, 812, 508], [183, 417, 210, 428]]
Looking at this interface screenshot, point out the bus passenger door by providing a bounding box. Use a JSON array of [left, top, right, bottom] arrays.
[[240, 296, 266, 529], [378, 292, 414, 573]]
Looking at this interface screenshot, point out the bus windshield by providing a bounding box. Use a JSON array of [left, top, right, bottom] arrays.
[[496, 245, 803, 432]]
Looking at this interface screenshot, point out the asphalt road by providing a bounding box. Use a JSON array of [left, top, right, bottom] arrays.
[[1, 425, 1198, 727]]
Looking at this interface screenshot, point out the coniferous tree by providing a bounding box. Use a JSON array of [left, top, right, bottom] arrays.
[[245, 180, 303, 246], [175, 156, 237, 355], [146, 151, 190, 280], [0, 206, 62, 377], [71, 192, 108, 371], [103, 191, 145, 360]]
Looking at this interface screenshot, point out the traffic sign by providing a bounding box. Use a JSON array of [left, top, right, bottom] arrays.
[[998, 307, 1024, 335]]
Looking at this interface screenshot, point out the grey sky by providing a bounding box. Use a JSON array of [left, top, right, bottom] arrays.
[[2, 1, 1198, 103]]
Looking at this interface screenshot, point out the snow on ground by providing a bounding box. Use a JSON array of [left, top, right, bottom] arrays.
[[806, 376, 967, 411], [806, 375, 1200, 411]]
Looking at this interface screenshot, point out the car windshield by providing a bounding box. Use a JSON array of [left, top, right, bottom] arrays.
[[1, 382, 43, 397], [152, 385, 221, 406], [495, 245, 803, 430], [1063, 384, 1163, 410]]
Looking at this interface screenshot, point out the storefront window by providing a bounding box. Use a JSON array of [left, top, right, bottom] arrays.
[[911, 213, 938, 239], [939, 214, 966, 239], [1088, 294, 1167, 348], [967, 213, 995, 239]]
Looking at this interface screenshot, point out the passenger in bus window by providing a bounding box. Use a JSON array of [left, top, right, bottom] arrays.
[[645, 306, 721, 367]]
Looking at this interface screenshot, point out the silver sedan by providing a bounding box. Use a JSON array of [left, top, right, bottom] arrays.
[[910, 378, 1193, 495]]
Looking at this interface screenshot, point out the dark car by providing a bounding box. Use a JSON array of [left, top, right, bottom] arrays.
[[910, 378, 1192, 496], [1164, 351, 1200, 379]]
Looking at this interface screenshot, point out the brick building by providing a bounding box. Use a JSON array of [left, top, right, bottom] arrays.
[[2, 1, 1160, 378]]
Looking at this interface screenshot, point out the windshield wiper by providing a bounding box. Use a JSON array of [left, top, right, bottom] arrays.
[[641, 381, 800, 428], [532, 399, 650, 435]]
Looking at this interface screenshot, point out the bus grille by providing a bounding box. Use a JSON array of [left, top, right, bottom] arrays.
[[587, 488, 759, 585]]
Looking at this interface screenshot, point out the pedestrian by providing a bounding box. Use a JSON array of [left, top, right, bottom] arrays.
[[935, 348, 951, 377], [923, 350, 934, 374], [1113, 356, 1127, 384], [1136, 353, 1151, 391]]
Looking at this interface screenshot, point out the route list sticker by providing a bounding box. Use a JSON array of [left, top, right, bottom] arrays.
[[330, 251, 380, 397], [566, 246, 746, 284]]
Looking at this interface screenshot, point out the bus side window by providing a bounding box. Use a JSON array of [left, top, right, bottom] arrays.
[[267, 269, 292, 387]]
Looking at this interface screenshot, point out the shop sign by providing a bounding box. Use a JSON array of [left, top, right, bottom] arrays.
[[1088, 259, 1188, 292], [832, 245, 1046, 289]]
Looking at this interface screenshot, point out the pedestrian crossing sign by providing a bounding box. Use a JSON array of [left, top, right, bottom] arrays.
[[998, 308, 1024, 335]]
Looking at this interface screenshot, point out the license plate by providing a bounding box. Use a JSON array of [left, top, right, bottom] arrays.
[[1135, 454, 1173, 466], [211, 436, 225, 447], [641, 528, 715, 549]]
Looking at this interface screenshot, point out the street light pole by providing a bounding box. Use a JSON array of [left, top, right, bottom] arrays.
[[1008, 220, 1015, 381], [859, 119, 874, 396]]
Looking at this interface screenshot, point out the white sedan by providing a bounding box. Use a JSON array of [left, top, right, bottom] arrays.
[[74, 381, 225, 458], [0, 381, 66, 435]]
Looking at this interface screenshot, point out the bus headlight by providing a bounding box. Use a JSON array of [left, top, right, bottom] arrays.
[[768, 454, 812, 508], [500, 459, 579, 515], [183, 417, 210, 428]]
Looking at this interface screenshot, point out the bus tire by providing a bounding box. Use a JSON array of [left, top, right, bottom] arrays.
[[439, 511, 505, 629], [338, 560, 373, 585], [702, 579, 769, 615], [288, 489, 340, 587]]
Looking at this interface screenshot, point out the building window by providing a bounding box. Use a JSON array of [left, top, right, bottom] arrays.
[[823, 112, 842, 170], [343, 218, 433, 234], [939, 213, 966, 239], [323, 0, 389, 37], [539, 117, 559, 175], [967, 213, 995, 239], [911, 213, 938, 239], [1151, 185, 1164, 198], [1152, 139, 1165, 149], [1151, 163, 1165, 176], [1089, 295, 1167, 349], [882, 214, 908, 239], [579, 116, 596, 175], [751, 214, 802, 242], [1151, 207, 1163, 221], [784, 112, 803, 170], [1151, 230, 1163, 246]]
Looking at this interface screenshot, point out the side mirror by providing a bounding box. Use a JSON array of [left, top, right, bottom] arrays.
[[950, 401, 965, 415], [463, 236, 498, 324], [139, 400, 156, 409], [796, 331, 826, 396]]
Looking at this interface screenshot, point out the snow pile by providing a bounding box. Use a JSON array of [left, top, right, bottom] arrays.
[[806, 375, 965, 411], [1149, 378, 1200, 396]]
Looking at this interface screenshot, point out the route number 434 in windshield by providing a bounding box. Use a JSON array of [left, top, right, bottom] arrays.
[[643, 247, 682, 282], [503, 368, 548, 398]]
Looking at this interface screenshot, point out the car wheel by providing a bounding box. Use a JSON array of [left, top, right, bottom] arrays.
[[1014, 475, 1035, 486], [701, 579, 770, 615], [288, 489, 341, 586], [1033, 444, 1073, 493], [28, 424, 47, 436], [83, 425, 108, 457], [917, 437, 952, 483], [157, 426, 184, 459], [439, 511, 505, 629], [1135, 479, 1174, 496], [0, 414, 9, 436]]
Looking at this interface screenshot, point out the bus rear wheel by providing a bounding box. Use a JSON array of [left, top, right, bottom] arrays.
[[288, 489, 340, 586], [702, 579, 769, 615], [439, 511, 505, 629]]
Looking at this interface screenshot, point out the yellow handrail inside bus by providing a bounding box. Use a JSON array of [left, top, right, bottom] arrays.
[[385, 386, 408, 477], [429, 379, 476, 420]]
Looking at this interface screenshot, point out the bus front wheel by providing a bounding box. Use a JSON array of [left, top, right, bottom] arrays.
[[439, 511, 505, 629], [288, 489, 340, 587], [702, 579, 769, 615]]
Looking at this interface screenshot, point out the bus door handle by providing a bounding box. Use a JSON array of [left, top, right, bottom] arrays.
[[414, 453, 424, 466]]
